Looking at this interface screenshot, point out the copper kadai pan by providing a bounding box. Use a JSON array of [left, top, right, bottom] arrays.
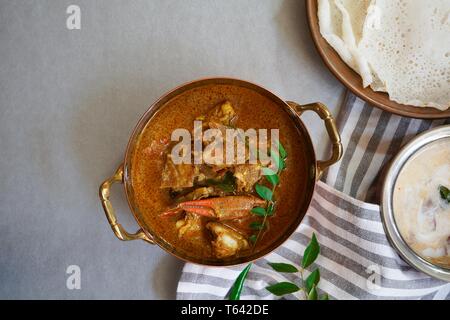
[[99, 78, 343, 266]]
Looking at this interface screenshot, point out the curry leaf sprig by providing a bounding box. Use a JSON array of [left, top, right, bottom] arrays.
[[266, 233, 328, 300], [249, 141, 287, 247], [439, 185, 450, 204], [228, 233, 328, 300]]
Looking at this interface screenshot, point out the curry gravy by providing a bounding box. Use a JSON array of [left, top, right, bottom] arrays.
[[131, 84, 310, 263]]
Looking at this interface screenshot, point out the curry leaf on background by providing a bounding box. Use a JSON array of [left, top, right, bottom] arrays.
[[439, 185, 450, 203], [229, 263, 252, 300], [268, 262, 298, 273], [266, 282, 300, 296], [251, 207, 266, 217], [305, 269, 320, 292], [255, 184, 273, 201], [302, 233, 320, 269], [307, 285, 318, 300]]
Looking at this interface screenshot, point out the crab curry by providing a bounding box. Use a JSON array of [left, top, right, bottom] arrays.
[[131, 84, 310, 263]]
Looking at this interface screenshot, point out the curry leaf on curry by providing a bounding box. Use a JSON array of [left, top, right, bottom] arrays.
[[229, 263, 252, 300], [262, 167, 277, 176], [249, 235, 257, 244], [250, 141, 285, 249], [268, 262, 298, 273], [255, 184, 273, 201], [266, 202, 275, 215], [251, 207, 267, 217], [271, 150, 285, 172], [262, 168, 280, 186], [277, 140, 287, 160], [249, 221, 265, 230]]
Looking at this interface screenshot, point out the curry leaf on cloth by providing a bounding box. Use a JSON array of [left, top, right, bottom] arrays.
[[226, 233, 329, 300], [268, 262, 298, 273], [264, 233, 327, 300], [229, 263, 252, 300], [266, 282, 300, 296], [305, 269, 320, 292], [307, 285, 318, 300], [302, 233, 320, 269]]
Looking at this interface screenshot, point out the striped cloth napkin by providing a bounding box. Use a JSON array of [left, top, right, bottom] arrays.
[[176, 92, 450, 300], [323, 93, 450, 203]]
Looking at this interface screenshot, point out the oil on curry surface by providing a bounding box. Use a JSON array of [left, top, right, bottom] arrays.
[[131, 84, 309, 263]]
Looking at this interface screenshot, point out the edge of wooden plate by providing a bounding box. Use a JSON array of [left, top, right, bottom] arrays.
[[306, 0, 450, 119]]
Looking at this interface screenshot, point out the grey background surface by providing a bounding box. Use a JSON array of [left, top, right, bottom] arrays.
[[0, 0, 344, 299]]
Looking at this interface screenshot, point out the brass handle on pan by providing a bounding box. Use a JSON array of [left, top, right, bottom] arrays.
[[99, 164, 155, 244], [287, 101, 343, 179]]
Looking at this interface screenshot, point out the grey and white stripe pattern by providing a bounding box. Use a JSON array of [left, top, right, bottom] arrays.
[[323, 93, 450, 202], [177, 93, 450, 300]]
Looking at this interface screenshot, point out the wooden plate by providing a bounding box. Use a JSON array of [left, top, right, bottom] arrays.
[[306, 0, 450, 119]]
